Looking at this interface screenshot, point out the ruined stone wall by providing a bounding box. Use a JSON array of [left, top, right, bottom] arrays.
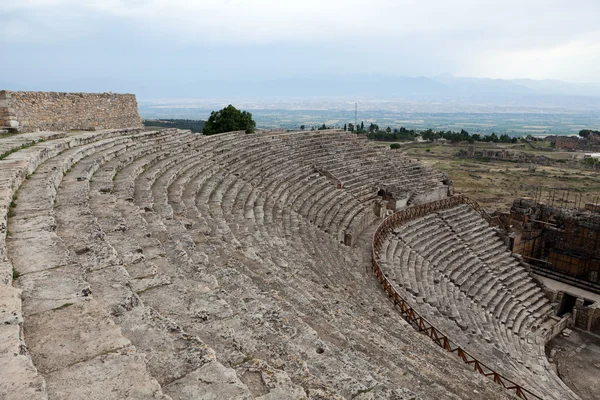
[[412, 186, 450, 205], [555, 136, 580, 150], [574, 305, 600, 333], [0, 90, 142, 132]]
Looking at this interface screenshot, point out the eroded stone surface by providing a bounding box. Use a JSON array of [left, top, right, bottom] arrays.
[[45, 347, 169, 400], [164, 361, 252, 400], [0, 128, 165, 400], [115, 306, 216, 386], [15, 264, 89, 316], [0, 284, 22, 325], [24, 300, 131, 373], [7, 233, 70, 275], [0, 324, 47, 400]]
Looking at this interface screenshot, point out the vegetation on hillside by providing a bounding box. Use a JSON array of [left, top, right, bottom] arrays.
[[420, 129, 518, 143], [579, 129, 600, 138], [304, 120, 521, 144], [342, 122, 519, 144], [367, 127, 417, 141], [143, 119, 205, 133], [203, 105, 256, 135]]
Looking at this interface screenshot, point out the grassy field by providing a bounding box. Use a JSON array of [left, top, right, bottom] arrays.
[[394, 141, 600, 212]]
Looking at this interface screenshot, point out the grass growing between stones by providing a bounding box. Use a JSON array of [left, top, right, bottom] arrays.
[[0, 142, 33, 160], [0, 137, 47, 160], [8, 194, 17, 217]]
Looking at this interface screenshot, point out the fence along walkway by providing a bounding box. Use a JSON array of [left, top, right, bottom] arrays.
[[371, 194, 544, 400]]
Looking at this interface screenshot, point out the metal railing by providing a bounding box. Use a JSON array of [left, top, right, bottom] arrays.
[[371, 194, 544, 400]]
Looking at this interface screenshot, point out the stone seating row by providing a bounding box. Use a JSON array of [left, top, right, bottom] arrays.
[[2, 129, 515, 399], [3, 128, 178, 399], [106, 130, 508, 398], [110, 132, 435, 396], [377, 204, 577, 400]]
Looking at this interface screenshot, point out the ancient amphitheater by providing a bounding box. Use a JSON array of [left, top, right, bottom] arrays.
[[0, 92, 580, 399]]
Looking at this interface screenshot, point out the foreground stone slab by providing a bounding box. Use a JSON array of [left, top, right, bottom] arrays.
[[45, 347, 169, 400], [0, 261, 12, 286], [15, 264, 89, 316], [8, 213, 56, 236], [0, 284, 22, 325], [164, 361, 252, 400], [0, 324, 47, 400], [7, 233, 70, 275], [24, 300, 130, 373], [116, 306, 216, 386]]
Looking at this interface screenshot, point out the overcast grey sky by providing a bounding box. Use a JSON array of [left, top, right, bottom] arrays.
[[2, 0, 600, 94]]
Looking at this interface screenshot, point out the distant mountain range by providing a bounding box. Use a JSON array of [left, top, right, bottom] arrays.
[[3, 75, 600, 109]]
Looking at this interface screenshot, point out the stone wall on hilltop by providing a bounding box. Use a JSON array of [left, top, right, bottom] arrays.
[[0, 90, 143, 132]]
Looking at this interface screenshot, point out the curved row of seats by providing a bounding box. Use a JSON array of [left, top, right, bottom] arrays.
[[2, 128, 514, 399], [1, 129, 172, 399], [377, 203, 578, 400], [89, 129, 500, 397]]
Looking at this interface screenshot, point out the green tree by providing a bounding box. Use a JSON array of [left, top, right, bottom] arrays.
[[203, 105, 256, 135], [343, 123, 347, 131], [300, 125, 305, 130], [580, 129, 600, 139], [390, 143, 401, 150], [368, 123, 379, 133], [449, 133, 462, 143], [422, 129, 439, 142]]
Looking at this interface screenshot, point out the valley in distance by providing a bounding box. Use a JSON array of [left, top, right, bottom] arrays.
[[141, 97, 600, 213], [140, 98, 600, 136]]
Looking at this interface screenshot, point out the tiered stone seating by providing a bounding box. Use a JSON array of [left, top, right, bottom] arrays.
[[1, 128, 555, 399], [1, 129, 173, 399], [378, 203, 577, 400]]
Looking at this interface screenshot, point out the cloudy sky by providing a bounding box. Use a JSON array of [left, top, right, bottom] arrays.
[[2, 0, 600, 97]]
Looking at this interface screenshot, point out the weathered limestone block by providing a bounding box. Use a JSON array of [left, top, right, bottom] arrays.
[[0, 324, 47, 400], [129, 271, 172, 294], [15, 264, 90, 316], [239, 360, 307, 400], [23, 300, 131, 374], [0, 261, 12, 285], [116, 306, 217, 386], [6, 232, 71, 275], [45, 347, 170, 400], [7, 214, 56, 237], [0, 285, 22, 325], [164, 361, 252, 400]]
